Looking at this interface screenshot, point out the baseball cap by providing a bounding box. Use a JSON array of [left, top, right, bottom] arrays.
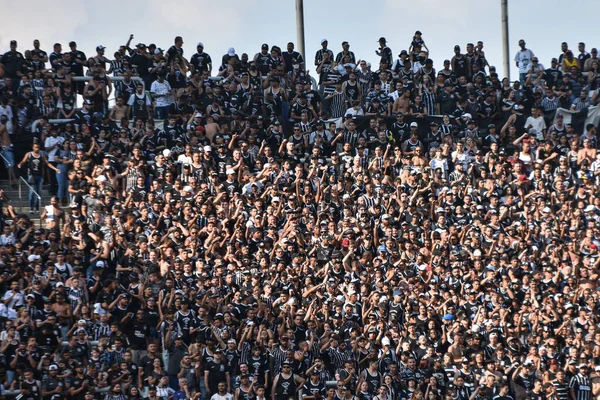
[[96, 45, 105, 51], [227, 47, 236, 56], [197, 42, 204, 48], [410, 122, 418, 127]]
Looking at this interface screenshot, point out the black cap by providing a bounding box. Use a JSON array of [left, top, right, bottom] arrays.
[[378, 37, 387, 43]]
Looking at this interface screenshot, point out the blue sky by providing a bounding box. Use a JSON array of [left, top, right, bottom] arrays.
[[0, 0, 595, 81]]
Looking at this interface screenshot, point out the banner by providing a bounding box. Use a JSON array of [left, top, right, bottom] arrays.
[[554, 106, 600, 134]]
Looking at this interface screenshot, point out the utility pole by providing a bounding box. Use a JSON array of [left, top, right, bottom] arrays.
[[296, 0, 306, 62], [501, 0, 510, 81]]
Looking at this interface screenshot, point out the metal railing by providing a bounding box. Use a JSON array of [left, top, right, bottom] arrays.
[[4, 387, 109, 398], [29, 73, 319, 139], [0, 151, 13, 188], [18, 176, 43, 226]]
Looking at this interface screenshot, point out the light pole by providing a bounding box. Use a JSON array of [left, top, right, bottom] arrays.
[[501, 0, 510, 81], [296, 0, 306, 61]]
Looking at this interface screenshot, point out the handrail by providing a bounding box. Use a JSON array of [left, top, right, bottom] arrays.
[[19, 176, 42, 203], [0, 151, 13, 187], [18, 177, 43, 227]]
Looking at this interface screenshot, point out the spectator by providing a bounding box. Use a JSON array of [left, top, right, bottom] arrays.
[[1, 32, 600, 400]]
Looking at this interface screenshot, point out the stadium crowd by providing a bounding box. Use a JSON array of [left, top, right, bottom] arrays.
[[0, 31, 598, 400]]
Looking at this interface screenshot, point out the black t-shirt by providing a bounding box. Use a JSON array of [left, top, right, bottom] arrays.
[[1, 51, 24, 77], [205, 359, 229, 386], [70, 51, 87, 75], [97, 289, 115, 308], [282, 51, 303, 72], [131, 52, 150, 77], [70, 374, 94, 400], [190, 52, 212, 73], [439, 91, 458, 115], [538, 146, 559, 168], [166, 45, 184, 62], [127, 319, 149, 350]]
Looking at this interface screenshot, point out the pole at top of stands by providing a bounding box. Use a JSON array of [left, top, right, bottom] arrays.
[[296, 0, 306, 62], [501, 0, 510, 81]]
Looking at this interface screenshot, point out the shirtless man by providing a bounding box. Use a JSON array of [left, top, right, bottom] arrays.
[[392, 89, 411, 115], [51, 293, 72, 328], [0, 116, 17, 184], [204, 115, 219, 142], [40, 196, 65, 229], [411, 146, 428, 170], [108, 97, 128, 121]]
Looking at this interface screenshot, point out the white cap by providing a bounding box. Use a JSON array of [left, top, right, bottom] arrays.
[[463, 113, 472, 119], [542, 207, 551, 213], [584, 205, 595, 212], [183, 186, 194, 193], [321, 38, 328, 44], [228, 47, 235, 56], [226, 168, 235, 175], [195, 112, 202, 118], [203, 145, 212, 152], [56, 282, 64, 287], [95, 175, 107, 182], [162, 149, 171, 158], [381, 337, 391, 346], [78, 319, 86, 325], [342, 194, 351, 200], [417, 264, 427, 271], [96, 261, 105, 267], [272, 196, 280, 202], [410, 122, 418, 127]]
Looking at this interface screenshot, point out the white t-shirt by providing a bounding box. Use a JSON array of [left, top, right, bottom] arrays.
[[2, 290, 23, 312], [177, 154, 192, 166], [515, 49, 535, 74], [211, 394, 233, 400], [44, 136, 65, 162], [150, 80, 173, 108], [524, 116, 547, 139]]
